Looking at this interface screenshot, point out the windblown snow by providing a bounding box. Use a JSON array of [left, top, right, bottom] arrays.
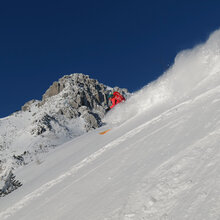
[[1, 29, 220, 220]]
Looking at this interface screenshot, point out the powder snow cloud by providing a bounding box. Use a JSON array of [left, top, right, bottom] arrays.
[[104, 29, 220, 125]]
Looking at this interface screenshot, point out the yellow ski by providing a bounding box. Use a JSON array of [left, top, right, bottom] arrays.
[[99, 129, 111, 135]]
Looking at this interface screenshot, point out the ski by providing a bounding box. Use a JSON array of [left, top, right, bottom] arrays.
[[99, 129, 111, 135]]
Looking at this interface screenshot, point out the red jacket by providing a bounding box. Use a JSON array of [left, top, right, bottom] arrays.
[[110, 92, 125, 109]]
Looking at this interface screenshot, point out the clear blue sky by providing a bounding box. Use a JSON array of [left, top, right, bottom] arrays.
[[1, 0, 220, 117]]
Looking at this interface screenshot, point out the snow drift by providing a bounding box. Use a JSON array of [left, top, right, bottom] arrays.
[[105, 29, 220, 125]]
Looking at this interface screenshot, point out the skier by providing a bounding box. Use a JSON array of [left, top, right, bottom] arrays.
[[106, 91, 125, 112]]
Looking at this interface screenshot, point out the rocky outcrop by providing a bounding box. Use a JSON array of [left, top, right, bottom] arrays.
[[31, 114, 54, 135], [22, 99, 39, 112], [42, 81, 65, 102], [26, 73, 129, 132]]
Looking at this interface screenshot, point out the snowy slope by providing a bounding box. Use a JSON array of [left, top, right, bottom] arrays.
[[1, 30, 220, 219]]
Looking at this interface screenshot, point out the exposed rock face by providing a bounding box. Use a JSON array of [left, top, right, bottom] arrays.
[[42, 81, 65, 102]]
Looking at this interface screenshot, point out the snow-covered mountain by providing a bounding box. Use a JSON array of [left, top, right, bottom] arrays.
[[0, 73, 128, 192], [1, 29, 220, 219]]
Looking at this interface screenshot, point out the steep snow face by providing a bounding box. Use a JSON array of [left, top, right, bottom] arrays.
[[105, 29, 220, 125]]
